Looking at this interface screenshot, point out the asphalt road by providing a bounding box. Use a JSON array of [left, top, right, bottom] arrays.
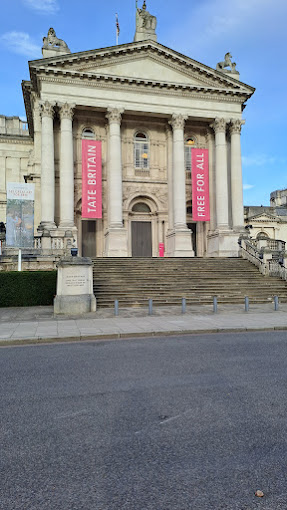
[[1, 332, 287, 510]]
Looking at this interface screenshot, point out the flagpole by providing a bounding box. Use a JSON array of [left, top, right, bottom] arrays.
[[115, 13, 119, 45]]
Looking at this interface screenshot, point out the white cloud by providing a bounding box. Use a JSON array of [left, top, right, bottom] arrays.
[[22, 0, 59, 14], [0, 32, 40, 58], [242, 154, 287, 167], [243, 184, 255, 190], [165, 0, 287, 59]]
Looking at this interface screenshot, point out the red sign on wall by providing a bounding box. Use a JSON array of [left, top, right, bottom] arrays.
[[82, 140, 102, 219], [191, 149, 210, 222]]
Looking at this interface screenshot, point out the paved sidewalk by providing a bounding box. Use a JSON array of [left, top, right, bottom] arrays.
[[0, 302, 287, 345]]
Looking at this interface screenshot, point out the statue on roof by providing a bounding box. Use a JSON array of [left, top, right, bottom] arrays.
[[216, 52, 238, 74], [42, 28, 71, 58], [134, 1, 157, 43]]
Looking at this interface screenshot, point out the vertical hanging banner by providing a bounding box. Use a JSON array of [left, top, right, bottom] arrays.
[[191, 149, 210, 222], [82, 140, 102, 219], [6, 183, 35, 247]]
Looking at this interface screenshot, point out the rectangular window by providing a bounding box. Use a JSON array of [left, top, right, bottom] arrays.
[[134, 142, 149, 170]]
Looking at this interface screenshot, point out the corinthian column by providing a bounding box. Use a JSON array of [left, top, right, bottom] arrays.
[[105, 107, 127, 256], [39, 100, 56, 230], [170, 114, 188, 230], [58, 102, 75, 229], [230, 119, 244, 229], [213, 118, 229, 229], [106, 108, 124, 228], [166, 114, 194, 257]]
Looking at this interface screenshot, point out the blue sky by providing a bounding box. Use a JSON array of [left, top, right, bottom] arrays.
[[0, 0, 286, 206]]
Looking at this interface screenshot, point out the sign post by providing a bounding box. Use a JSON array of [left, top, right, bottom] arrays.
[[6, 183, 35, 248]]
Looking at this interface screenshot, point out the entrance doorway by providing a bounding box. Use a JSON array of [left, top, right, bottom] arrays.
[[187, 223, 196, 256], [82, 220, 96, 257], [132, 221, 152, 257]]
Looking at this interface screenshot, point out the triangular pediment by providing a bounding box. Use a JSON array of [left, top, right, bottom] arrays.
[[74, 56, 208, 87], [29, 40, 255, 96], [248, 212, 283, 223]]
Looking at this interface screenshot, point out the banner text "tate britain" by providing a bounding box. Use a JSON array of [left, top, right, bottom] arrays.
[[82, 140, 102, 219]]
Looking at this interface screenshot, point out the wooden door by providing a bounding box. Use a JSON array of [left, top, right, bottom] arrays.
[[132, 221, 152, 257]]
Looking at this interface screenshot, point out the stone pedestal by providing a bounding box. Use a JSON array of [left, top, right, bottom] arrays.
[[105, 228, 128, 257], [54, 256, 96, 315], [166, 229, 194, 257], [207, 230, 240, 257]]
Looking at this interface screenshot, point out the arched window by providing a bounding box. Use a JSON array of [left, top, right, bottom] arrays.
[[134, 132, 149, 170], [185, 137, 196, 179], [256, 231, 269, 239], [132, 202, 151, 213], [82, 128, 95, 140]]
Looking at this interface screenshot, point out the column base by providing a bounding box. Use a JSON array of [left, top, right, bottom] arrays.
[[166, 228, 195, 257], [105, 228, 128, 257], [38, 221, 56, 232], [207, 229, 241, 257]]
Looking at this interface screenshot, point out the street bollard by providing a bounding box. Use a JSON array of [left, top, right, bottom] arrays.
[[148, 299, 153, 316], [114, 300, 119, 316], [245, 296, 249, 312], [274, 295, 279, 311], [182, 298, 186, 314], [213, 296, 218, 314]]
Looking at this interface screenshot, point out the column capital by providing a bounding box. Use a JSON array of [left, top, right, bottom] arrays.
[[106, 107, 124, 124], [212, 118, 227, 134], [39, 100, 55, 119], [230, 119, 244, 135], [58, 102, 75, 121], [169, 113, 187, 130]]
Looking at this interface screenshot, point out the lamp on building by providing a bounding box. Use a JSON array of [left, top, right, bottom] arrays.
[[142, 153, 148, 159]]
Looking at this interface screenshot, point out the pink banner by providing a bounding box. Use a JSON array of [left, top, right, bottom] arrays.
[[159, 243, 165, 257], [191, 149, 210, 222], [82, 140, 102, 219]]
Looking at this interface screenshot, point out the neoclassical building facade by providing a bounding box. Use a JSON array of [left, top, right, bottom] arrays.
[[0, 4, 255, 258]]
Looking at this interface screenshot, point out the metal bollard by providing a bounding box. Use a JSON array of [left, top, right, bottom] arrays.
[[245, 296, 249, 312], [114, 299, 119, 316], [274, 295, 279, 311], [213, 296, 218, 314], [182, 298, 186, 314], [148, 299, 153, 316]]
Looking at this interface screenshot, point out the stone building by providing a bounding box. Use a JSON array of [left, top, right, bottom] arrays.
[[0, 2, 255, 259], [244, 189, 287, 242]]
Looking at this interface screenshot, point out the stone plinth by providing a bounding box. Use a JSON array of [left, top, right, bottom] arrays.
[[54, 256, 96, 315], [207, 230, 240, 257]]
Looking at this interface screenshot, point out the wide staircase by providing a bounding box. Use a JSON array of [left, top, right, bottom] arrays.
[[92, 257, 287, 308]]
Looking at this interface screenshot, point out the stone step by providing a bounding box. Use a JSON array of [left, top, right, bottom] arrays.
[[92, 257, 287, 308]]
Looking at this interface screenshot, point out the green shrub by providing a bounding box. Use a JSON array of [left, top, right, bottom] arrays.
[[0, 271, 57, 307]]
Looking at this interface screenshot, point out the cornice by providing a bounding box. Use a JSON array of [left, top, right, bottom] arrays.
[[248, 214, 283, 223], [38, 73, 248, 104], [0, 135, 33, 145], [29, 40, 254, 95], [22, 80, 34, 138]]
